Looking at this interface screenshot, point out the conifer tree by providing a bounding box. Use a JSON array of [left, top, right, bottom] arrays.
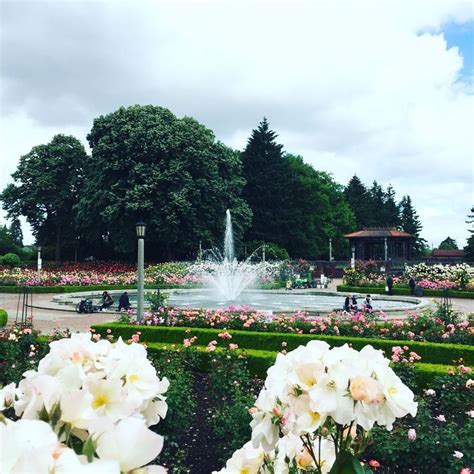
[[399, 195, 425, 256], [344, 175, 372, 228], [9, 218, 23, 247], [382, 185, 401, 227], [242, 118, 292, 245], [464, 206, 474, 261]]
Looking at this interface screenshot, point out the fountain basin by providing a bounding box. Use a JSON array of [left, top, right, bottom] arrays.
[[52, 288, 425, 315]]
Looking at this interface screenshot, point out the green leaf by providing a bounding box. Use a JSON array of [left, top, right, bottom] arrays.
[[82, 436, 97, 463], [329, 451, 365, 474]]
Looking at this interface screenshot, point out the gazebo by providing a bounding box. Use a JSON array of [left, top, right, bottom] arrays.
[[344, 227, 415, 261]]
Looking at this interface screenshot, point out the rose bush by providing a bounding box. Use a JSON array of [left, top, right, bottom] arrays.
[[215, 342, 418, 473], [0, 332, 169, 473]]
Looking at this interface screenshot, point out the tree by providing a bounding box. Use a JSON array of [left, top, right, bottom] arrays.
[[381, 185, 401, 227], [368, 181, 385, 226], [241, 118, 291, 245], [241, 118, 355, 258], [1, 135, 87, 260], [344, 175, 373, 228], [0, 225, 17, 255], [283, 154, 355, 259], [77, 105, 251, 260], [438, 237, 458, 250], [9, 218, 23, 247], [399, 195, 426, 257], [464, 206, 474, 261]]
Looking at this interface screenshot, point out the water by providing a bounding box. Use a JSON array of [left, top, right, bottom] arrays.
[[192, 209, 262, 301], [166, 290, 418, 312]]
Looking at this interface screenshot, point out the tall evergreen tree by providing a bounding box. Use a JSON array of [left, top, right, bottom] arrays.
[[382, 185, 401, 227], [9, 218, 23, 247], [438, 237, 458, 250], [344, 175, 372, 228], [399, 195, 425, 256], [242, 118, 291, 245], [464, 206, 474, 261], [368, 181, 385, 226]]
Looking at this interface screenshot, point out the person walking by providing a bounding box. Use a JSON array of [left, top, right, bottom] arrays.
[[386, 274, 394, 296], [409, 276, 416, 296]]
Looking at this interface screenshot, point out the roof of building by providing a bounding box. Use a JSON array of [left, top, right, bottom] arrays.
[[344, 227, 415, 239], [431, 249, 465, 257]]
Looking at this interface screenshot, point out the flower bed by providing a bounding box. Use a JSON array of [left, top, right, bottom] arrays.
[[116, 305, 474, 345], [92, 322, 474, 369], [1, 326, 472, 473]]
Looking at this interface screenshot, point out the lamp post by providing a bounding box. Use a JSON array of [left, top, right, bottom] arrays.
[[37, 246, 42, 282], [136, 221, 146, 323], [262, 243, 266, 263], [351, 245, 355, 269], [329, 238, 333, 262], [384, 237, 388, 262]]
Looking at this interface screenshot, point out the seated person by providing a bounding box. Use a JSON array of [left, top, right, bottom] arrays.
[[343, 296, 350, 312], [350, 295, 358, 311], [364, 294, 373, 311], [100, 291, 114, 310], [118, 291, 131, 311]]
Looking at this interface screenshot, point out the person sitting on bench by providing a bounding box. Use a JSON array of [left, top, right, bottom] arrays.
[[100, 291, 114, 310]]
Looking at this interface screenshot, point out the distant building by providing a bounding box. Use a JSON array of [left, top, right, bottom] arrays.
[[344, 227, 415, 261], [428, 249, 465, 264]]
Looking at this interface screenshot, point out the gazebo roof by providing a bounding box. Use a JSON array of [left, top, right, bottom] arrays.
[[344, 227, 415, 238]]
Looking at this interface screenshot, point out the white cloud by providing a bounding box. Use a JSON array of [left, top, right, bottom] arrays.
[[0, 0, 473, 248]]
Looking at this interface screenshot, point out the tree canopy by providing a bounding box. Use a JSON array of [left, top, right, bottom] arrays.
[[77, 105, 251, 260], [241, 119, 355, 259], [438, 236, 458, 250], [0, 134, 87, 260], [464, 206, 474, 261]]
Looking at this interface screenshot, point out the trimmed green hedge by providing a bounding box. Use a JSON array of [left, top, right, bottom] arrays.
[[0, 284, 198, 294], [143, 341, 450, 389], [337, 285, 474, 299], [0, 309, 8, 326], [92, 323, 474, 367]]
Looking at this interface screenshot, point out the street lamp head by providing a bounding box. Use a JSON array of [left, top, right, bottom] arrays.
[[38, 246, 42, 252], [135, 221, 146, 238]]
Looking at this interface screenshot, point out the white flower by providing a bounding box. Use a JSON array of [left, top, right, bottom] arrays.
[[453, 451, 464, 459], [0, 382, 19, 411], [213, 441, 264, 474], [96, 417, 164, 472], [250, 389, 280, 451]]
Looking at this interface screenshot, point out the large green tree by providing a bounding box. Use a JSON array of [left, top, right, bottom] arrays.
[[241, 118, 355, 258], [381, 185, 401, 227], [77, 105, 251, 259], [438, 237, 458, 250], [284, 155, 355, 258], [399, 195, 426, 256], [464, 206, 474, 261], [1, 135, 87, 260], [344, 175, 373, 228], [241, 118, 291, 245]]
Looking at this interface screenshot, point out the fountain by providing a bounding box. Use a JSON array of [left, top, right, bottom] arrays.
[[199, 209, 260, 301]]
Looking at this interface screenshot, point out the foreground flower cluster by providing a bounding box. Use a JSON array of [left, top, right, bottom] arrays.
[[0, 333, 169, 473], [216, 342, 418, 473]]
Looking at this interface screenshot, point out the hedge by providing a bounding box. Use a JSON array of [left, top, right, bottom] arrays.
[[143, 341, 450, 389], [0, 284, 198, 294], [337, 285, 474, 299], [91, 323, 474, 367], [0, 309, 7, 327]]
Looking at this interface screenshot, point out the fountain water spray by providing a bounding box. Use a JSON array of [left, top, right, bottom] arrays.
[[191, 210, 263, 301]]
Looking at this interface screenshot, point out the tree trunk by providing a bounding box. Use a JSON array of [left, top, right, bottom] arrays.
[[55, 222, 62, 261]]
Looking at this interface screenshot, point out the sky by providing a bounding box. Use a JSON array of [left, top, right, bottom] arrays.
[[0, 0, 473, 250]]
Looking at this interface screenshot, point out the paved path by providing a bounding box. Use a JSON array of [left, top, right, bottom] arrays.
[[0, 281, 472, 334]]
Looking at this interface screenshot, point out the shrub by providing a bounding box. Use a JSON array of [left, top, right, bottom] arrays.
[[0, 252, 21, 268], [0, 308, 7, 326]]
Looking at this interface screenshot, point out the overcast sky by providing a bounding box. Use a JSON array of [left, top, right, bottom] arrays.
[[1, 0, 473, 249]]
